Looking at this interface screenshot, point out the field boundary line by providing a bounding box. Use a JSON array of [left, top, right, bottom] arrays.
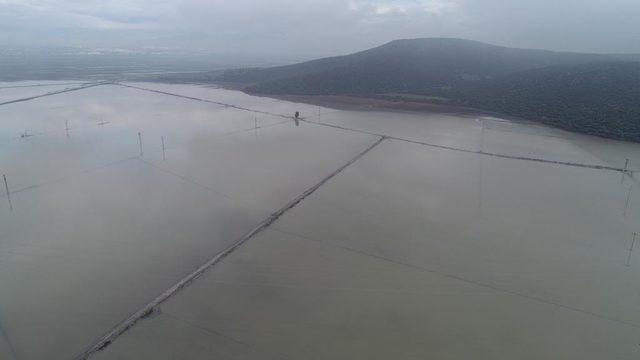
[[74, 136, 386, 359]]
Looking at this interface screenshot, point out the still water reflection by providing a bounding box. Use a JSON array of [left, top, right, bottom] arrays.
[[1, 82, 639, 359], [0, 83, 375, 359]]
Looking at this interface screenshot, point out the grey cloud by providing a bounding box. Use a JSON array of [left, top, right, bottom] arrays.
[[0, 0, 638, 55]]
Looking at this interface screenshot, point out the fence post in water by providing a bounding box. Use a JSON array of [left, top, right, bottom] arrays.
[[3, 175, 9, 197], [161, 136, 166, 161], [624, 186, 632, 216], [621, 158, 632, 182], [255, 117, 258, 129], [3, 174, 12, 211], [138, 132, 143, 156], [627, 233, 638, 267], [480, 118, 485, 153]]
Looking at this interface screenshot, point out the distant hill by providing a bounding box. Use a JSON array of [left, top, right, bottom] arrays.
[[212, 38, 640, 142], [217, 38, 617, 95]]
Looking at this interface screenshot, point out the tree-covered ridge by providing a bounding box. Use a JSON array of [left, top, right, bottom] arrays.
[[218, 38, 617, 94], [452, 62, 640, 142], [213, 38, 640, 142]]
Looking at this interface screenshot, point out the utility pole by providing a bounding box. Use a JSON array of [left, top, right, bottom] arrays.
[[626, 233, 638, 267], [161, 136, 166, 161], [624, 186, 632, 216], [479, 118, 485, 153], [3, 174, 12, 211], [138, 132, 144, 156]]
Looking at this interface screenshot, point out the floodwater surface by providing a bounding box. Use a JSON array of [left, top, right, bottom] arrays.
[[0, 83, 376, 359], [1, 82, 639, 360], [95, 138, 640, 360]]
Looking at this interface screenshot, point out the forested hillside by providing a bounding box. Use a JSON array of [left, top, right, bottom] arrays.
[[211, 38, 640, 141], [452, 62, 640, 141]]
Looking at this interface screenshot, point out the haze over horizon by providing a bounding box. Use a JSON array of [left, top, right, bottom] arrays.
[[1, 0, 639, 59]]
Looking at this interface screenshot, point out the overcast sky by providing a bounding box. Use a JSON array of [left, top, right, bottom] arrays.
[[0, 0, 639, 57]]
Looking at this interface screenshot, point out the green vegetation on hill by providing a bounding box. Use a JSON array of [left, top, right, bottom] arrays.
[[452, 62, 640, 142]]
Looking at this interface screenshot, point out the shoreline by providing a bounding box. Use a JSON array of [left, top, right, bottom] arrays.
[[243, 92, 544, 128], [202, 81, 492, 116], [252, 93, 493, 117]]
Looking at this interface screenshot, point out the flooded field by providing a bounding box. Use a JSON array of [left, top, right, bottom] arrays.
[[1, 82, 639, 359]]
